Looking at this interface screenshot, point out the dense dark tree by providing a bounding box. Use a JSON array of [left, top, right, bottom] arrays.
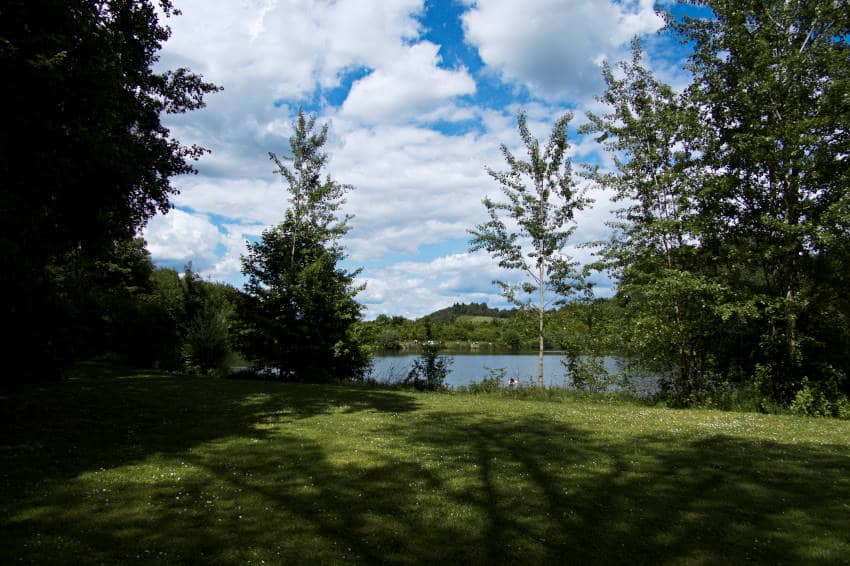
[[581, 2, 850, 411], [145, 266, 187, 367], [48, 237, 157, 364], [668, 0, 850, 405], [0, 0, 219, 379]]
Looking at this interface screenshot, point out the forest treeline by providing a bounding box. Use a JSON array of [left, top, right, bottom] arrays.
[[47, 240, 241, 375], [356, 301, 615, 354], [2, 1, 848, 417], [423, 302, 517, 323]]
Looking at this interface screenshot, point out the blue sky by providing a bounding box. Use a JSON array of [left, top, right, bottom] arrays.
[[144, 0, 698, 318]]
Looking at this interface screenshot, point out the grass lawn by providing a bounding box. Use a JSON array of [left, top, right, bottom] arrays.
[[2, 365, 848, 564]]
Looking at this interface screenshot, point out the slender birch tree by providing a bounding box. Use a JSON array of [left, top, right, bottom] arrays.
[[579, 40, 716, 399], [470, 112, 590, 388]]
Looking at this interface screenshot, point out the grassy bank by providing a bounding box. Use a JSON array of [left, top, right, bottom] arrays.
[[2, 365, 848, 564]]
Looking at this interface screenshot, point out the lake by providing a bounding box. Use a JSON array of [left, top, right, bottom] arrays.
[[370, 352, 659, 396]]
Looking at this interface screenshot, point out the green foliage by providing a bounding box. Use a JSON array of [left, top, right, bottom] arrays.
[[179, 266, 237, 376], [144, 267, 186, 368], [377, 329, 402, 351], [501, 328, 522, 351], [581, 39, 715, 404], [789, 380, 830, 418], [358, 298, 635, 356], [667, 0, 850, 402], [68, 252, 240, 373], [402, 321, 447, 391], [462, 367, 508, 393], [48, 238, 162, 366], [789, 378, 850, 419], [563, 356, 610, 394], [240, 232, 368, 381], [425, 302, 516, 322], [837, 398, 850, 421], [0, 0, 219, 379], [1, 0, 218, 257], [182, 311, 231, 376], [31, 240, 242, 375], [406, 335, 451, 391], [359, 299, 629, 354], [582, 4, 850, 407], [239, 110, 369, 382]]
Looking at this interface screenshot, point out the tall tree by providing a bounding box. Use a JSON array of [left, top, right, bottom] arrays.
[[587, 3, 850, 407], [470, 112, 590, 388], [669, 0, 850, 402], [579, 40, 726, 400], [581, 40, 698, 279], [267, 112, 352, 267], [239, 110, 368, 382], [0, 0, 219, 378]]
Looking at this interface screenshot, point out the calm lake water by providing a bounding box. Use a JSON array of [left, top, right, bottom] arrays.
[[370, 352, 659, 396]]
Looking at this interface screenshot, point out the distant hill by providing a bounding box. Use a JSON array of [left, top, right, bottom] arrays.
[[422, 302, 516, 323]]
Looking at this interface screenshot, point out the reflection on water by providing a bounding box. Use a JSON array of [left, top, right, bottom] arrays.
[[370, 353, 659, 397]]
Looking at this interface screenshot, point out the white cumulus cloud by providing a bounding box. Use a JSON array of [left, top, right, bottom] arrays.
[[159, 0, 424, 98], [340, 42, 476, 124], [142, 0, 641, 313], [144, 208, 225, 271], [462, 0, 663, 100]]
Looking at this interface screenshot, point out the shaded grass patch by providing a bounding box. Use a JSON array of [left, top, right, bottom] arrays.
[[2, 364, 849, 563]]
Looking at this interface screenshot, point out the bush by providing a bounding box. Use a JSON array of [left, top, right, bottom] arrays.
[[464, 367, 507, 393], [182, 307, 232, 376], [835, 396, 850, 420], [563, 355, 611, 394], [789, 378, 850, 418], [377, 329, 402, 351], [405, 342, 450, 391], [699, 380, 762, 413]]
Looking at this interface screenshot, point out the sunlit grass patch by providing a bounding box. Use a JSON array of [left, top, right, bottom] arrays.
[[2, 365, 848, 563]]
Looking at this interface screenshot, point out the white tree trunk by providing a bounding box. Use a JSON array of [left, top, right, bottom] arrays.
[[538, 261, 545, 389]]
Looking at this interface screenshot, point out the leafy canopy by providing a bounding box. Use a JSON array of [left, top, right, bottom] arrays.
[[0, 0, 219, 379]]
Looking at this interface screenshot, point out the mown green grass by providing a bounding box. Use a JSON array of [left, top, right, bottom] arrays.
[[2, 364, 848, 564]]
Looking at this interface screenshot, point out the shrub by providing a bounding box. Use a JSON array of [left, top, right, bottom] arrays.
[[563, 355, 610, 393], [789, 378, 850, 418], [377, 329, 402, 351], [405, 342, 450, 391], [464, 367, 507, 393], [182, 307, 232, 376]]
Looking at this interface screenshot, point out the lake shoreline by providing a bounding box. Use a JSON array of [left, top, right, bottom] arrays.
[[370, 353, 659, 397]]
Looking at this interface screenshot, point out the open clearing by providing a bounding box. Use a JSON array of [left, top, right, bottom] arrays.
[[2, 365, 848, 564]]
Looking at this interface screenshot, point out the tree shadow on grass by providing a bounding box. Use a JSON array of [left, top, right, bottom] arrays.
[[403, 412, 850, 564], [3, 396, 848, 564], [0, 363, 419, 494]]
